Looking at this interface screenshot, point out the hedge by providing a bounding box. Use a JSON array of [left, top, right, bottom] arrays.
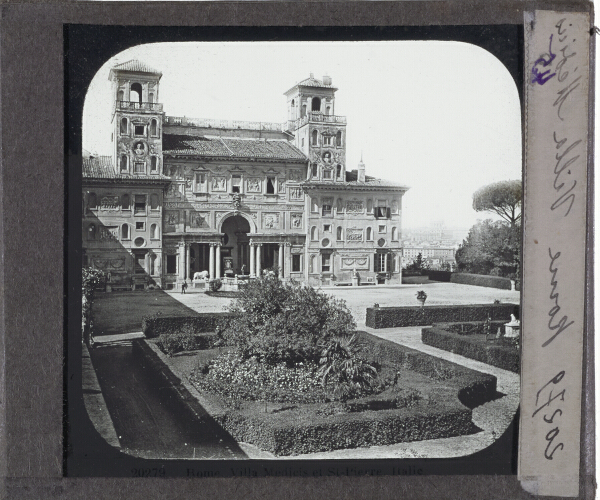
[[450, 273, 513, 290], [133, 332, 499, 455], [425, 270, 452, 282], [142, 313, 237, 338], [365, 303, 519, 329], [422, 325, 520, 373]]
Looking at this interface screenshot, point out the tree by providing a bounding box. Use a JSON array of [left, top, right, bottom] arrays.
[[406, 252, 427, 271], [472, 180, 522, 226], [455, 219, 520, 279]]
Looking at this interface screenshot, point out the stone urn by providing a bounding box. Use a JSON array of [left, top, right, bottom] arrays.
[[416, 290, 427, 308]]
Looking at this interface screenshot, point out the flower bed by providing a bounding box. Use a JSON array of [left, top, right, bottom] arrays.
[[133, 331, 498, 456], [365, 303, 519, 329], [422, 323, 520, 373]]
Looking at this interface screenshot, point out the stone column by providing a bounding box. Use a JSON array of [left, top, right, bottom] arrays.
[[249, 241, 256, 278], [384, 253, 388, 273], [209, 243, 215, 280], [278, 243, 284, 278], [178, 244, 185, 279], [256, 244, 262, 277], [185, 243, 190, 280], [216, 244, 221, 279]]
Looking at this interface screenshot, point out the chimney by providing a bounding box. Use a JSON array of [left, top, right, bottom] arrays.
[[357, 154, 366, 183], [323, 74, 332, 86], [310, 72, 314, 79]]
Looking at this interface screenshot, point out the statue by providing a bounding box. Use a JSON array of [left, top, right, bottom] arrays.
[[232, 193, 241, 210], [134, 143, 145, 156], [193, 270, 209, 280]]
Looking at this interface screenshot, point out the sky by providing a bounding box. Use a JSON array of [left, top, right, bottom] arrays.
[[82, 41, 522, 229]]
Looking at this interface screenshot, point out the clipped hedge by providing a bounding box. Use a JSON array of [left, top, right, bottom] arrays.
[[422, 325, 520, 373], [142, 313, 236, 338], [450, 273, 512, 290], [365, 303, 519, 329], [425, 270, 452, 282], [134, 331, 500, 455]]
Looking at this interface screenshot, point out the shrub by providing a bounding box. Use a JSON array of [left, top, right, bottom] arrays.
[[155, 332, 215, 356], [221, 274, 356, 365], [317, 334, 378, 402], [209, 278, 223, 292], [142, 313, 236, 338]]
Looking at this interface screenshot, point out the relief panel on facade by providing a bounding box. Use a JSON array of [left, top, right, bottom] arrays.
[[98, 226, 119, 242], [290, 213, 303, 230], [189, 211, 210, 229], [346, 200, 364, 214], [289, 187, 303, 201], [246, 178, 262, 193], [165, 183, 182, 199], [340, 255, 369, 270], [211, 177, 227, 191], [288, 170, 303, 182], [91, 257, 127, 270], [262, 212, 280, 229], [346, 227, 363, 242], [165, 210, 180, 226], [278, 178, 286, 193], [99, 196, 120, 211]]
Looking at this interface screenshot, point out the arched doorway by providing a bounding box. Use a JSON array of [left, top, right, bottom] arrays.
[[221, 215, 251, 275]]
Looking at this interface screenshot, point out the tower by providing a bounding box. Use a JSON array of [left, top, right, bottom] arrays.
[[109, 60, 164, 176], [284, 74, 347, 182]]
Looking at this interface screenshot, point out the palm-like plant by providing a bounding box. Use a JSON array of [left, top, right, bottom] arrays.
[[317, 334, 377, 401]]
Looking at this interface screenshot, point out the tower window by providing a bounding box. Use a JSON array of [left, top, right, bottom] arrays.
[[148, 93, 154, 104], [311, 163, 318, 178], [312, 97, 321, 112], [311, 226, 318, 241], [150, 156, 158, 172], [87, 224, 96, 241], [337, 226, 343, 240], [130, 83, 142, 105], [312, 130, 318, 146], [366, 227, 373, 241], [392, 227, 398, 241], [323, 135, 332, 146], [150, 193, 159, 210], [321, 253, 331, 272], [136, 221, 145, 231], [336, 131, 342, 147], [336, 164, 342, 178], [134, 195, 146, 215], [120, 155, 128, 172], [322, 201, 332, 216], [266, 177, 276, 194], [301, 104, 307, 118], [120, 117, 128, 134], [134, 125, 145, 136], [150, 224, 158, 239], [311, 198, 319, 213], [134, 162, 145, 174], [326, 106, 331, 115], [150, 119, 158, 136], [301, 138, 304, 148], [194, 173, 207, 193], [118, 90, 124, 103], [323, 169, 332, 180], [292, 254, 301, 272], [87, 193, 97, 209]]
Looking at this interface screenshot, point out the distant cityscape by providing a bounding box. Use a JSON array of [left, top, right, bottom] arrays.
[[401, 221, 470, 270]]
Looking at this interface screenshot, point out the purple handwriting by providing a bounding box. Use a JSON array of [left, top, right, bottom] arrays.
[[532, 34, 557, 85]]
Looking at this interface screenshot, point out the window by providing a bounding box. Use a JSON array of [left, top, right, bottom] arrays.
[[150, 193, 159, 210], [301, 104, 307, 118], [130, 83, 142, 104], [375, 253, 387, 273], [231, 175, 241, 193], [120, 117, 128, 134], [166, 255, 177, 274], [117, 90, 124, 103], [321, 253, 331, 272], [150, 156, 158, 172], [336, 164, 342, 178], [367, 199, 373, 213], [379, 225, 386, 233], [326, 106, 331, 115], [323, 224, 331, 232], [121, 224, 129, 240], [136, 221, 145, 231], [312, 97, 321, 112], [310, 254, 316, 273], [134, 195, 146, 215], [323, 169, 332, 180], [266, 177, 276, 194], [194, 172, 207, 193], [150, 119, 158, 136], [87, 224, 96, 240], [322, 201, 332, 216], [121, 194, 130, 210], [375, 206, 390, 218], [148, 93, 154, 104], [336, 131, 342, 147], [87, 193, 97, 209], [120, 155, 128, 172], [150, 224, 158, 239], [134, 125, 145, 136], [292, 254, 301, 272], [323, 135, 332, 146], [311, 198, 319, 213], [336, 226, 343, 240], [311, 226, 318, 241], [134, 162, 145, 174], [301, 138, 304, 148], [366, 227, 373, 241], [312, 130, 318, 146], [311, 163, 318, 178], [392, 227, 398, 241]]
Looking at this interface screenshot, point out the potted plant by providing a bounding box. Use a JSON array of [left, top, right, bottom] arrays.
[[416, 290, 427, 308]]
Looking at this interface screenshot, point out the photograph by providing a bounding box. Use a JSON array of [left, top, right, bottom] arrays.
[[77, 39, 522, 467]]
